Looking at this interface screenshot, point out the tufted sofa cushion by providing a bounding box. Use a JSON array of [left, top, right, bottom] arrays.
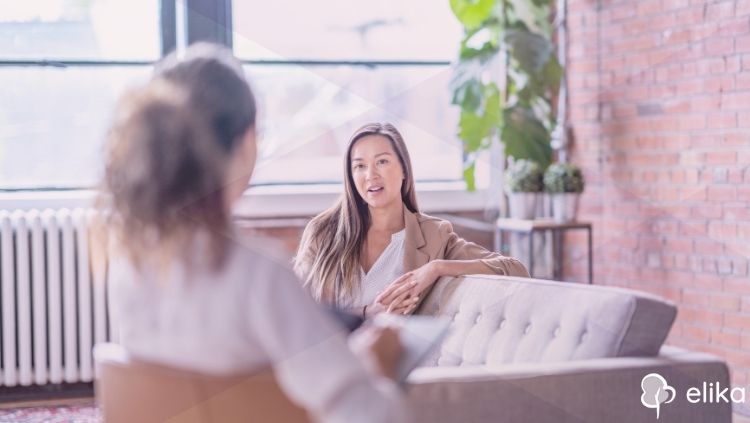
[[416, 275, 676, 367]]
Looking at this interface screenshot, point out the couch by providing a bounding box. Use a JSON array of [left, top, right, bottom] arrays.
[[408, 275, 732, 423]]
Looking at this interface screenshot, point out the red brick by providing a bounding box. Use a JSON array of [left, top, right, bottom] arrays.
[[680, 221, 708, 236], [706, 152, 737, 165], [724, 313, 750, 330], [705, 1, 736, 20], [742, 333, 750, 350], [680, 306, 724, 325], [725, 277, 750, 294], [742, 296, 750, 312], [737, 73, 750, 91], [707, 186, 737, 201], [664, 237, 695, 253], [703, 36, 735, 56], [694, 238, 725, 255], [723, 133, 749, 147], [692, 274, 724, 290], [682, 324, 711, 342], [706, 112, 737, 129], [711, 329, 741, 348], [683, 288, 712, 306], [692, 205, 724, 220], [739, 224, 750, 240], [708, 221, 738, 239], [676, 6, 705, 24], [690, 95, 721, 112], [722, 92, 750, 109], [710, 293, 741, 311], [680, 186, 707, 201]]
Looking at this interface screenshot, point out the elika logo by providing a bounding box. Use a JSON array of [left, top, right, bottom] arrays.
[[641, 373, 676, 419], [640, 372, 748, 419]]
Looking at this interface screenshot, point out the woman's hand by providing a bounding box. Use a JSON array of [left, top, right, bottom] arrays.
[[348, 325, 403, 380], [366, 280, 417, 317], [376, 261, 442, 314]]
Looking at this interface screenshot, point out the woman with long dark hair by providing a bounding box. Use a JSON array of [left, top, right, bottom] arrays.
[[294, 123, 529, 317], [99, 45, 406, 423]]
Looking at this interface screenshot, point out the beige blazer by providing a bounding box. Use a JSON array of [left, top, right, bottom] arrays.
[[401, 210, 530, 278], [295, 210, 530, 302]]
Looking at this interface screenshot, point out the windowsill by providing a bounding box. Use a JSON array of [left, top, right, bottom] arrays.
[[0, 182, 491, 218]]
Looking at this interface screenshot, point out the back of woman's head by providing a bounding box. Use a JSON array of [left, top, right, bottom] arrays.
[[100, 43, 256, 270]]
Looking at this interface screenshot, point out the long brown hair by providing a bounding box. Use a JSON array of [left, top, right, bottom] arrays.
[[294, 123, 419, 305], [98, 43, 256, 271]]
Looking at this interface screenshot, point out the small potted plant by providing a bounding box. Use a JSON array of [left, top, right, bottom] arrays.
[[505, 159, 544, 219], [544, 163, 585, 222]]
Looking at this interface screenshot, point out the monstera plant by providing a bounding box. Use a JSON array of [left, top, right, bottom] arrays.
[[450, 0, 562, 191]]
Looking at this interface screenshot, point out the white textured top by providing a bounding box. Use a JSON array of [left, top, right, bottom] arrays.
[[354, 229, 406, 308], [109, 232, 406, 423]]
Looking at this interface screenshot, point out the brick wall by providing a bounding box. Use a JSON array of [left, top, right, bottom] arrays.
[[566, 0, 750, 412]]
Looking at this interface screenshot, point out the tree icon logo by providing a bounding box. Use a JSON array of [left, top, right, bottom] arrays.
[[641, 373, 677, 419]]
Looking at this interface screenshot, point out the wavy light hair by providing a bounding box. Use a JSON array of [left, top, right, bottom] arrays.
[[294, 123, 419, 305], [97, 43, 256, 271]]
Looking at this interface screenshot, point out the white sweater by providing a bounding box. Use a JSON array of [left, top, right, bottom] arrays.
[[109, 233, 406, 423]]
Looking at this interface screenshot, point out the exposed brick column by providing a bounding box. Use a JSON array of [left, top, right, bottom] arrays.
[[566, 0, 750, 408]]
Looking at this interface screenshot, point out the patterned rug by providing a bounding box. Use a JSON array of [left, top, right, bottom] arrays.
[[0, 403, 101, 423]]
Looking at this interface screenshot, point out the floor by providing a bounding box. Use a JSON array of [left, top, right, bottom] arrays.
[[0, 397, 748, 422]]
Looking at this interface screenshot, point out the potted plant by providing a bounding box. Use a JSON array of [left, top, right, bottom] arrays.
[[449, 0, 562, 191], [505, 158, 544, 219], [544, 162, 585, 222]]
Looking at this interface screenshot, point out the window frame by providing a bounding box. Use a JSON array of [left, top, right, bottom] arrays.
[[0, 0, 470, 192]]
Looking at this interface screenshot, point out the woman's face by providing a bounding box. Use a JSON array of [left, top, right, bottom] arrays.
[[350, 135, 404, 210]]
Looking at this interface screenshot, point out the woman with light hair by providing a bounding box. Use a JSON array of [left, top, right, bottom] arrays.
[[100, 44, 407, 423]]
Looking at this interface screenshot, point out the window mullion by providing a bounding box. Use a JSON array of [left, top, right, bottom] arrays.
[[185, 0, 232, 48], [160, 0, 177, 56]]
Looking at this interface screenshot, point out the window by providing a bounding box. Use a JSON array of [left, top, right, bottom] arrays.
[[0, 0, 161, 190], [234, 0, 464, 185], [1, 0, 465, 190], [1, 0, 160, 61]]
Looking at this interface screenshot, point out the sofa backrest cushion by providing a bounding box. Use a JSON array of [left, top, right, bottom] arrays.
[[416, 275, 676, 367]]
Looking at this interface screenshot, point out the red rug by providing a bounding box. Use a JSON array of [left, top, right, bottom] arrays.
[[0, 402, 100, 423]]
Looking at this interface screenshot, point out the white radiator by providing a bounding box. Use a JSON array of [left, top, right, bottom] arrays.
[[0, 208, 116, 387]]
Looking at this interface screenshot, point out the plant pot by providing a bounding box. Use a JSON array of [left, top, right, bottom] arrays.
[[551, 193, 580, 222], [508, 192, 539, 220]]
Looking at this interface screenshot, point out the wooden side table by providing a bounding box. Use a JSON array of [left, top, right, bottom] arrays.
[[494, 218, 593, 284]]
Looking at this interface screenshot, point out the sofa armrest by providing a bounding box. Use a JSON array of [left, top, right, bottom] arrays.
[[406, 347, 731, 423]]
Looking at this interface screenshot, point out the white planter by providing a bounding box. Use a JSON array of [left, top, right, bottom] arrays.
[[551, 193, 581, 222], [508, 192, 539, 220]]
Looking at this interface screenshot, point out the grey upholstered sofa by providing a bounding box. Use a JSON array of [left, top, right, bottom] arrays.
[[408, 275, 732, 423]]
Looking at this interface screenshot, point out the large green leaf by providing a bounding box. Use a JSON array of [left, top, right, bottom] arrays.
[[459, 22, 502, 60], [505, 28, 552, 74], [507, 0, 552, 33], [450, 0, 496, 30], [450, 60, 484, 111], [541, 55, 563, 93], [463, 162, 476, 191], [452, 78, 483, 111], [513, 55, 562, 106], [458, 83, 503, 152], [502, 106, 552, 168]]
